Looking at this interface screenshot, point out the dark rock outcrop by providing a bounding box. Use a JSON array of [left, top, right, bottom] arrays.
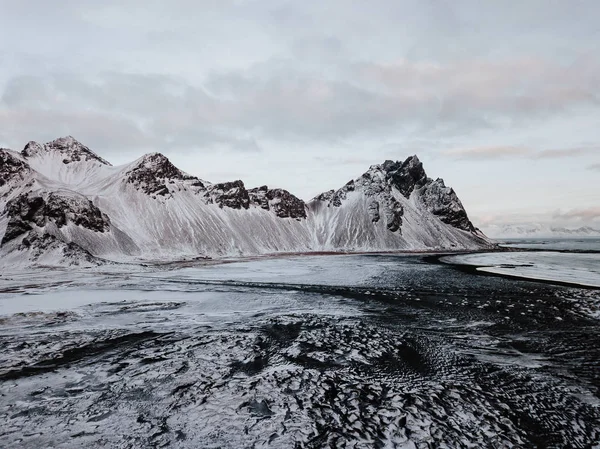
[[382, 156, 428, 198], [248, 186, 307, 219], [383, 196, 404, 232], [12, 231, 106, 266], [207, 180, 250, 210], [419, 179, 475, 232], [367, 200, 380, 223], [0, 150, 30, 187], [125, 153, 198, 197], [2, 193, 110, 246]]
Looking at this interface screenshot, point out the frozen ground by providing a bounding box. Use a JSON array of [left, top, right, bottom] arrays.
[[1, 254, 600, 448]]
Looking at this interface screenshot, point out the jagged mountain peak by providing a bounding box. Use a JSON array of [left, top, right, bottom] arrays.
[[381, 154, 420, 171], [137, 151, 170, 165], [379, 155, 428, 198], [22, 136, 112, 166], [21, 141, 45, 157], [129, 152, 192, 180], [125, 152, 202, 197], [314, 155, 429, 206], [309, 154, 477, 234], [49, 135, 80, 146]]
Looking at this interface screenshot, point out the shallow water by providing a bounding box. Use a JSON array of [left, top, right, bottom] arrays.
[[1, 254, 599, 448], [442, 251, 600, 288], [497, 237, 600, 252], [442, 238, 600, 289]]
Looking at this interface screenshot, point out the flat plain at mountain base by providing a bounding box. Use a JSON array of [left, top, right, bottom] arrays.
[[1, 254, 599, 448]]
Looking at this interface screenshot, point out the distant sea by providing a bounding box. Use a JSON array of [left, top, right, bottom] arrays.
[[442, 237, 600, 288], [498, 237, 600, 252]]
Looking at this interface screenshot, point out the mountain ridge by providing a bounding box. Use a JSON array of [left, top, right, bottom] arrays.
[[0, 137, 492, 268]]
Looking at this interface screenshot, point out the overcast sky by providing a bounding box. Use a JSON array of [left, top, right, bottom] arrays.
[[1, 0, 599, 229]]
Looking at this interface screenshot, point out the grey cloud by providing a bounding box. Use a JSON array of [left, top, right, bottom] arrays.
[[444, 145, 600, 160], [0, 70, 416, 152], [2, 21, 600, 154], [357, 58, 600, 122], [553, 208, 600, 221], [0, 73, 262, 155], [588, 163, 600, 171], [0, 108, 152, 158], [535, 147, 600, 159], [4, 58, 600, 161], [203, 55, 600, 141], [443, 146, 530, 160], [1, 0, 598, 224]]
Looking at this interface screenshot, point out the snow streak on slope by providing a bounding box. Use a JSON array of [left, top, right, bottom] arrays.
[[0, 137, 492, 266]]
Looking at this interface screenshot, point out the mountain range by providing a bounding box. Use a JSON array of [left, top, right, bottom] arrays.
[[0, 136, 491, 267], [483, 223, 600, 239]]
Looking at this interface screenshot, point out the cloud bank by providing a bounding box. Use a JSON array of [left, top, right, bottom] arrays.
[[0, 1, 598, 226]]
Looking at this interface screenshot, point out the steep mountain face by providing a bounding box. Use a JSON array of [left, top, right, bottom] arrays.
[[2, 192, 111, 245], [419, 179, 475, 232], [0, 150, 33, 199], [0, 137, 491, 267], [307, 156, 483, 250], [0, 150, 29, 186]]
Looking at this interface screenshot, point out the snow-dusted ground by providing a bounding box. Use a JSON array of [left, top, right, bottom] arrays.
[[1, 254, 599, 448]]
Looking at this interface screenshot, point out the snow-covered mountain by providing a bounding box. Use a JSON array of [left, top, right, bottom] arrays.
[[484, 223, 600, 239], [0, 137, 491, 267]]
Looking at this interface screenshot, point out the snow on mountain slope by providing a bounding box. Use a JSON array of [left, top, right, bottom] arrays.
[[307, 157, 488, 251], [0, 137, 492, 267], [0, 231, 108, 269], [21, 136, 113, 189]]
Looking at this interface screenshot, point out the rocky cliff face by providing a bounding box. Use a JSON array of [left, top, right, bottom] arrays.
[[0, 149, 31, 189], [383, 157, 428, 198], [419, 179, 475, 232], [125, 153, 202, 197], [0, 137, 490, 267], [310, 155, 476, 235], [207, 180, 251, 210], [248, 186, 307, 219], [2, 193, 111, 246]]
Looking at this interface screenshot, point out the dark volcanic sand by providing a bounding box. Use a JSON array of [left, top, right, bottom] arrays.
[[0, 254, 599, 448]]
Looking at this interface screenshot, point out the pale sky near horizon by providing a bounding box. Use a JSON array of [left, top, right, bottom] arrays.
[[0, 1, 599, 230]]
